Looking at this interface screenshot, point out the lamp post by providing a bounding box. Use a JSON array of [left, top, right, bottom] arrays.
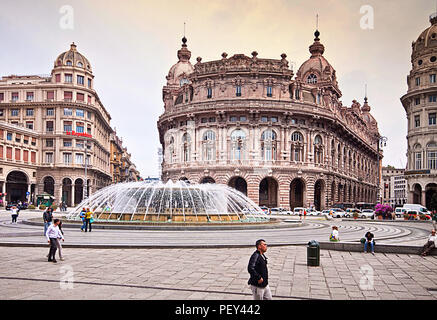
[[83, 139, 90, 200], [376, 135, 388, 204]]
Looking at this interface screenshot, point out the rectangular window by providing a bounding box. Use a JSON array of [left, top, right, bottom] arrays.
[[63, 153, 72, 165], [209, 117, 216, 123], [6, 133, 12, 141], [0, 93, 4, 101], [45, 139, 54, 147], [87, 111, 92, 119], [25, 121, 33, 130], [431, 74, 436, 83], [207, 87, 212, 99], [415, 115, 420, 127], [415, 152, 422, 170], [236, 86, 242, 97], [88, 78, 92, 88], [6, 146, 12, 159], [76, 140, 84, 148], [63, 108, 73, 116], [429, 95, 437, 103], [46, 108, 54, 116], [55, 74, 61, 83], [15, 149, 20, 161], [63, 121, 72, 132], [239, 116, 247, 122], [77, 75, 84, 85], [23, 150, 28, 162], [65, 74, 72, 83], [26, 92, 34, 101], [76, 123, 84, 133], [63, 139, 72, 147], [76, 93, 84, 102], [11, 109, 19, 117], [15, 136, 20, 143], [261, 116, 268, 122], [416, 77, 421, 86], [415, 98, 421, 105], [230, 116, 238, 122], [87, 126, 92, 135], [75, 153, 84, 164], [46, 121, 54, 132], [23, 136, 29, 144], [87, 95, 92, 104], [267, 86, 272, 97], [26, 108, 34, 116], [12, 92, 19, 101], [428, 151, 437, 170], [31, 151, 36, 163], [64, 91, 72, 101], [45, 152, 53, 164], [271, 117, 278, 123], [47, 91, 54, 100], [201, 118, 207, 123], [76, 109, 84, 118], [429, 113, 437, 125]]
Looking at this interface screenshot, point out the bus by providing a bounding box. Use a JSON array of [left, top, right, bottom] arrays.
[[332, 203, 354, 210], [356, 202, 375, 211]]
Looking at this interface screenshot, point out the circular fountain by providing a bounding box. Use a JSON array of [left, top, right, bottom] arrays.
[[67, 180, 269, 225]]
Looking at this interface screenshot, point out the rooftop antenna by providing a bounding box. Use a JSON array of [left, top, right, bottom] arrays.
[[316, 13, 319, 30], [184, 22, 186, 38], [364, 83, 368, 102]]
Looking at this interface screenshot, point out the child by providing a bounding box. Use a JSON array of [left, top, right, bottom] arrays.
[[330, 226, 339, 241]]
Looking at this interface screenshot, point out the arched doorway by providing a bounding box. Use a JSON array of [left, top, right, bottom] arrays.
[[228, 176, 247, 196], [425, 183, 437, 210], [413, 184, 422, 204], [6, 171, 28, 203], [200, 176, 215, 184], [314, 180, 325, 211], [43, 176, 55, 196], [74, 178, 84, 205], [62, 178, 73, 207], [331, 181, 336, 206], [290, 178, 305, 209], [259, 177, 278, 208]]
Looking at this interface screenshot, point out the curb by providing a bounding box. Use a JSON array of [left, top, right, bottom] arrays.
[[318, 241, 437, 255]]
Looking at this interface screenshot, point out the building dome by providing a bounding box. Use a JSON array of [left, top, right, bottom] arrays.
[[166, 37, 194, 86], [54, 42, 92, 72], [296, 30, 338, 88]]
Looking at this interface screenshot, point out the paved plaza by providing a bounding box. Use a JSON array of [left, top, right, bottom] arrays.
[[1, 210, 437, 300], [1, 245, 437, 300]]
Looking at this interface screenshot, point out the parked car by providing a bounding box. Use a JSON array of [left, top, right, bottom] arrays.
[[344, 208, 361, 218], [329, 208, 346, 218], [360, 209, 374, 219], [306, 208, 321, 216], [270, 207, 289, 215], [259, 206, 269, 214], [395, 207, 407, 218], [402, 204, 431, 215], [293, 207, 306, 215]]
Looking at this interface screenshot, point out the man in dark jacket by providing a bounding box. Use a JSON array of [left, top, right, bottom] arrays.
[[247, 239, 272, 300], [43, 208, 53, 236]]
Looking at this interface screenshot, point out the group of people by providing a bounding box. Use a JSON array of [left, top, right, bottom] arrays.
[[79, 208, 93, 232], [59, 201, 68, 212]]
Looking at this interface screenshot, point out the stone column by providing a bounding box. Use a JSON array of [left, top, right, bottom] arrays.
[[422, 190, 426, 206]]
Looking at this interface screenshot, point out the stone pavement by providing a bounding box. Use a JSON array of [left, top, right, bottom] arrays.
[[1, 245, 437, 300]]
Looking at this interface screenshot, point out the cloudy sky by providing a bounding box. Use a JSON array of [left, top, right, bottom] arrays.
[[0, 0, 434, 177]]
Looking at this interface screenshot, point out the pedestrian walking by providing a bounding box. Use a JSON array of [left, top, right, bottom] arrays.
[[45, 219, 64, 263], [299, 210, 302, 220], [432, 210, 437, 231], [303, 209, 307, 220], [247, 239, 272, 300], [43, 207, 53, 235], [57, 221, 65, 261], [362, 231, 375, 254], [85, 208, 93, 232], [420, 229, 436, 257], [330, 226, 340, 241], [80, 207, 87, 231], [10, 205, 19, 224]]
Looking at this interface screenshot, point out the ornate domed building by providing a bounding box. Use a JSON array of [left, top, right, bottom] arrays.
[[401, 13, 437, 208], [158, 31, 381, 210]]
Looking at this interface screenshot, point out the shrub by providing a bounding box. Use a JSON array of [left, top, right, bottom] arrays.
[[28, 204, 36, 209], [51, 204, 58, 210], [353, 212, 359, 219], [39, 204, 46, 210]]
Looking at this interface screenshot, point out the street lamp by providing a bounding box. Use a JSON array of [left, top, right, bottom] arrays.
[[83, 139, 90, 200], [376, 135, 388, 203]]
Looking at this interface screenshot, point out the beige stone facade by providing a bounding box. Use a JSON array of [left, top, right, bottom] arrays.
[[158, 32, 381, 211], [110, 132, 141, 183], [401, 13, 437, 208], [0, 43, 114, 206]]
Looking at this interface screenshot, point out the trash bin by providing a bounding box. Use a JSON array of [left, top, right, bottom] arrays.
[[307, 240, 320, 266]]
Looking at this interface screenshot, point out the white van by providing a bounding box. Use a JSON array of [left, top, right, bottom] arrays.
[[402, 204, 430, 215]]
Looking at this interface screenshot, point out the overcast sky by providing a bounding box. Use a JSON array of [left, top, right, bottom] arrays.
[[0, 0, 434, 177]]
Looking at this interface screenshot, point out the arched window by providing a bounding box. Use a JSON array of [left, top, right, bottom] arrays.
[[307, 74, 318, 84], [427, 142, 437, 169], [261, 129, 277, 161], [414, 143, 422, 170], [314, 135, 323, 164], [291, 131, 304, 162], [202, 130, 216, 161], [77, 62, 83, 68], [66, 60, 72, 66], [230, 129, 246, 160], [182, 133, 191, 162]]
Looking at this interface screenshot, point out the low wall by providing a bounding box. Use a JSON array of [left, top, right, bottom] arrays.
[[318, 241, 437, 255]]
